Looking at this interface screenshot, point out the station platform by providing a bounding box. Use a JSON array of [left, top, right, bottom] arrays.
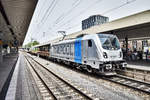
[[0, 53, 18, 99], [127, 60, 150, 71], [5, 52, 41, 100]]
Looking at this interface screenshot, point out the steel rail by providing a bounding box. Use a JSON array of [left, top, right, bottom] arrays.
[[25, 56, 57, 100], [103, 74, 150, 94], [25, 54, 98, 100], [116, 69, 150, 82]]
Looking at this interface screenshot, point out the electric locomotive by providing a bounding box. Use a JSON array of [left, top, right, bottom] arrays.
[[50, 33, 127, 75]]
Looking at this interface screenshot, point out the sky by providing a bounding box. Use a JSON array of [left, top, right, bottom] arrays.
[[23, 0, 150, 45]]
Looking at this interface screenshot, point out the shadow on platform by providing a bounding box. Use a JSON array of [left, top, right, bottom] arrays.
[[0, 53, 18, 99]]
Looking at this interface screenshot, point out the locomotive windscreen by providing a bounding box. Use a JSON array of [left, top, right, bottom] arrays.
[[98, 34, 120, 50]]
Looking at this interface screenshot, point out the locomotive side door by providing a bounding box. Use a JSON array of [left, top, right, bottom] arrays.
[[82, 40, 88, 62], [87, 39, 99, 60]]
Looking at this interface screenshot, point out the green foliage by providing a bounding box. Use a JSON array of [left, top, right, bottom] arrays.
[[24, 41, 39, 48], [32, 41, 39, 46]]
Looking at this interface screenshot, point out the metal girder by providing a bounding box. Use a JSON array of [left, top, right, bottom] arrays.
[[0, 0, 38, 46], [0, 1, 15, 38]]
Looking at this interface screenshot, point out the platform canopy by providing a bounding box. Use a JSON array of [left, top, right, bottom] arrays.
[[0, 0, 37, 46], [65, 10, 150, 40]]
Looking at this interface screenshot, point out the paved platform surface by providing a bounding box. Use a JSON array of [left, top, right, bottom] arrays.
[[5, 52, 42, 100], [127, 60, 150, 71], [0, 53, 18, 99]]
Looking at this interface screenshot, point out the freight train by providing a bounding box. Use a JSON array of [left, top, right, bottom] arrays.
[[30, 33, 127, 75]]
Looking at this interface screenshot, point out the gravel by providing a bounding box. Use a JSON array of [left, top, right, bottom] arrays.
[[30, 54, 149, 100]]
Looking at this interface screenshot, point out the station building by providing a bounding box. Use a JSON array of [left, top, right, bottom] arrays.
[[82, 15, 109, 30]]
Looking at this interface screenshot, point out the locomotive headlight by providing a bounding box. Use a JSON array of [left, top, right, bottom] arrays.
[[103, 52, 108, 58]]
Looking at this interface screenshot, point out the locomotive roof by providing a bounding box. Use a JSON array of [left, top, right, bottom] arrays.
[[52, 38, 78, 45], [33, 33, 116, 47], [52, 33, 116, 45]]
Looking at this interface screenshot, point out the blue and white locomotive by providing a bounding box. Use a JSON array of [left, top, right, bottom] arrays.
[[50, 33, 127, 75]]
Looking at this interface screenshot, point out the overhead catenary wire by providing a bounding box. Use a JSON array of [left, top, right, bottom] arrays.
[[41, 0, 59, 25], [72, 0, 81, 6], [38, 0, 56, 26], [55, 0, 103, 30], [46, 0, 104, 36], [35, 0, 59, 39], [37, 0, 82, 37], [38, 0, 98, 34], [33, 0, 137, 44], [36, 0, 49, 22], [53, 13, 65, 26], [51, 0, 81, 25], [32, 0, 53, 38], [49, 0, 82, 28], [102, 0, 136, 15], [55, 0, 137, 32]]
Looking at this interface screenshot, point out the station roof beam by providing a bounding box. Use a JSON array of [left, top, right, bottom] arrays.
[[0, 0, 38, 46]]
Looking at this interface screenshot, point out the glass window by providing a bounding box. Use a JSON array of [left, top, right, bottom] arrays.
[[88, 40, 92, 47], [98, 34, 120, 50]]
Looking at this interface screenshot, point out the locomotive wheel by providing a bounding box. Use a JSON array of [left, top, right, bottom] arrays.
[[87, 66, 93, 73], [76, 65, 83, 70]]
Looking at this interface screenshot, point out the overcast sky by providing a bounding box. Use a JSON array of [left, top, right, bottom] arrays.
[[23, 0, 150, 45]]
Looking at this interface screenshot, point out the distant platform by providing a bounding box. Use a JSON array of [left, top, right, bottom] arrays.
[[127, 60, 150, 71]]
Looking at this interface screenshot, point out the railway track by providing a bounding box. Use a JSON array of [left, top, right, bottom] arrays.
[[24, 54, 99, 100], [26, 52, 150, 96], [25, 55, 56, 100], [103, 75, 150, 94]]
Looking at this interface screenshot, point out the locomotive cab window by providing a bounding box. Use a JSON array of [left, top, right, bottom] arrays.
[[88, 40, 92, 47]]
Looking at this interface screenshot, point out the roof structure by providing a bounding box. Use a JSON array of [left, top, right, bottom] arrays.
[[65, 10, 150, 39], [0, 0, 37, 46]]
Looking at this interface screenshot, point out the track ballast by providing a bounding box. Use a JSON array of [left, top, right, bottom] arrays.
[[25, 54, 99, 100]]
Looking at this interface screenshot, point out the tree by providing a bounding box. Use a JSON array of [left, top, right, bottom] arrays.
[[24, 40, 39, 48], [32, 41, 39, 46]]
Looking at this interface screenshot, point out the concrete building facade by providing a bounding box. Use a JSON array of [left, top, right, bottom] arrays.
[[82, 15, 109, 30]]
